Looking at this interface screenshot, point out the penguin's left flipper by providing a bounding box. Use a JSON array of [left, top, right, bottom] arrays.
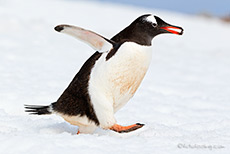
[[110, 123, 144, 133], [54, 24, 114, 52]]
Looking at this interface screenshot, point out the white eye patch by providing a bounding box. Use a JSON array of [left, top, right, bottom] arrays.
[[145, 15, 157, 25]]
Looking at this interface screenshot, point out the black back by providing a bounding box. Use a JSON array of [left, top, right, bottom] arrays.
[[52, 51, 102, 125]]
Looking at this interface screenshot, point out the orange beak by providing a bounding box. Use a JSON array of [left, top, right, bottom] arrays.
[[160, 26, 183, 35]]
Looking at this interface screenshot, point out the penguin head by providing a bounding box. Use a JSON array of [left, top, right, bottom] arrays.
[[135, 14, 183, 37], [111, 14, 183, 45]]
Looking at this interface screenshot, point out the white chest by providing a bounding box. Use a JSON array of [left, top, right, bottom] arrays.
[[89, 42, 152, 112]]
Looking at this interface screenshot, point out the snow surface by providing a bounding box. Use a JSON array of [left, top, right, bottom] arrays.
[[1, 0, 230, 153]]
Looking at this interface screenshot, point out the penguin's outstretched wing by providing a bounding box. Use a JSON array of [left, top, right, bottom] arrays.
[[54, 24, 114, 52]]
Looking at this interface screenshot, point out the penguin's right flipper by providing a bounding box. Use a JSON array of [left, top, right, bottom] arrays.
[[54, 24, 114, 52]]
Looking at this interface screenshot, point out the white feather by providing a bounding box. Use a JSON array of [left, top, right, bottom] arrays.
[[58, 113, 97, 133], [88, 42, 152, 128], [145, 15, 157, 25]]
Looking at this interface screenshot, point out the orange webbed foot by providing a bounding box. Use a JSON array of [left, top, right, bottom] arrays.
[[110, 123, 144, 133]]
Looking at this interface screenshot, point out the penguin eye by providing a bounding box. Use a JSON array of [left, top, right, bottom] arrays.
[[152, 23, 157, 28]]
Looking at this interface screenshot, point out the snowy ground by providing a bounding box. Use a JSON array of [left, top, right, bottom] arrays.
[[1, 0, 230, 153]]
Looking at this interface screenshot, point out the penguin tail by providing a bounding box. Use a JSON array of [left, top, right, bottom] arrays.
[[24, 104, 53, 115]]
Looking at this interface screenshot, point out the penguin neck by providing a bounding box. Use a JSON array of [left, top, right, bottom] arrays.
[[111, 27, 153, 46]]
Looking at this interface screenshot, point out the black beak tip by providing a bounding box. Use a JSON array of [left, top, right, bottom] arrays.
[[179, 28, 184, 35], [54, 25, 64, 32]]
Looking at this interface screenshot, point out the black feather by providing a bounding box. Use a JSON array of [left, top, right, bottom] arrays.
[[24, 105, 52, 115]]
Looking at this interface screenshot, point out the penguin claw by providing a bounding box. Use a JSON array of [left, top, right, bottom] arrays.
[[110, 123, 144, 133]]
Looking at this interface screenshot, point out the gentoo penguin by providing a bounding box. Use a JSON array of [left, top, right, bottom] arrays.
[[25, 14, 183, 134]]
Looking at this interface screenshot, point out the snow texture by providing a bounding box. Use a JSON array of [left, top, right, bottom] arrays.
[[0, 0, 230, 153]]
